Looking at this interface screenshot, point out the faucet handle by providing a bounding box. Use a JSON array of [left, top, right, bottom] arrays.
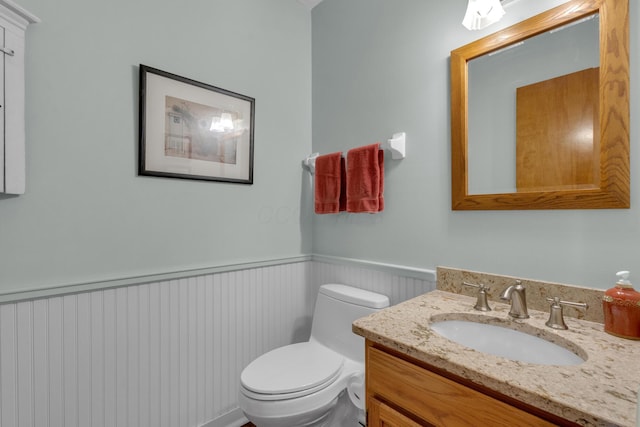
[[545, 297, 588, 330], [463, 282, 492, 312]]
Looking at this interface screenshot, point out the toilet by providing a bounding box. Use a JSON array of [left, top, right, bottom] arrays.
[[238, 284, 390, 427]]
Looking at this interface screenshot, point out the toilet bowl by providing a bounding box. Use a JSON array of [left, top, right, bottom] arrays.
[[238, 284, 390, 427]]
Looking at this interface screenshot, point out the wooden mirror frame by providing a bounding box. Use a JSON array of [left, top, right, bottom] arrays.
[[451, 0, 629, 210]]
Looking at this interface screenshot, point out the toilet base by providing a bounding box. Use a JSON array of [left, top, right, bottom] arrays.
[[321, 390, 361, 427], [242, 396, 335, 427], [241, 390, 361, 427]]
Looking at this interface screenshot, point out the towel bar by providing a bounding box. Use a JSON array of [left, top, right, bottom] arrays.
[[302, 132, 406, 175]]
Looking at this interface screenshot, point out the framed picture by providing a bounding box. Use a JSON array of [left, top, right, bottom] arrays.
[[139, 65, 255, 184]]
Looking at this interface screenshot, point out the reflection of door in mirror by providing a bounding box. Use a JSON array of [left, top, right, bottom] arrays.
[[466, 13, 599, 196], [516, 67, 600, 192]]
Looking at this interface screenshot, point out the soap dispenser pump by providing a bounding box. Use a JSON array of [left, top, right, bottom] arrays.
[[603, 271, 640, 340]]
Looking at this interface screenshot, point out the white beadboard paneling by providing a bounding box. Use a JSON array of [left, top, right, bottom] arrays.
[[16, 301, 33, 427], [102, 289, 117, 427], [62, 295, 77, 427], [168, 279, 180, 427], [32, 299, 48, 427], [90, 291, 104, 427], [195, 276, 206, 425], [48, 297, 64, 427], [138, 283, 151, 427], [0, 258, 429, 427], [204, 275, 214, 424], [76, 293, 91, 427], [0, 303, 17, 427], [127, 285, 140, 427], [115, 287, 129, 427], [148, 281, 161, 427], [311, 261, 436, 305]]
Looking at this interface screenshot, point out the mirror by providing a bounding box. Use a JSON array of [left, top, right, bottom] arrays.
[[451, 0, 629, 210]]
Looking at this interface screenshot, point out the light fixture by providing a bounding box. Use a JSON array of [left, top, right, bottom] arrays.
[[462, 0, 505, 30], [210, 112, 235, 132], [219, 113, 234, 130], [209, 116, 222, 132]]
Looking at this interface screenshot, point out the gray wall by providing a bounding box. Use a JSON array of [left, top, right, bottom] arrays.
[[0, 0, 312, 293], [311, 0, 640, 290], [3, 0, 638, 295]]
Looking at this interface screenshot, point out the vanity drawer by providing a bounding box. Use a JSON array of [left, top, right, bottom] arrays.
[[366, 343, 557, 427]]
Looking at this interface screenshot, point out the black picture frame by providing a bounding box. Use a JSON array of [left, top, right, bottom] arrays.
[[139, 65, 255, 184]]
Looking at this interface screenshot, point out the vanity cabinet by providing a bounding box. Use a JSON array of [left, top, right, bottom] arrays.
[[0, 0, 38, 194], [365, 341, 575, 427]]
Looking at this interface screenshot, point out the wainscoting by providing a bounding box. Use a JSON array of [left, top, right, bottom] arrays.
[[312, 258, 436, 306], [0, 257, 436, 427]]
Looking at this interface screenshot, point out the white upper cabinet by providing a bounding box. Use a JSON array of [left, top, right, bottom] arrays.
[[0, 0, 38, 194]]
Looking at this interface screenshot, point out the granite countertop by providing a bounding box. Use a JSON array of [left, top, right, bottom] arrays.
[[353, 290, 640, 427]]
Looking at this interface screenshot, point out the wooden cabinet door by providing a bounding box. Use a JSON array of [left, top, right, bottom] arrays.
[[367, 343, 559, 427], [368, 397, 428, 427]]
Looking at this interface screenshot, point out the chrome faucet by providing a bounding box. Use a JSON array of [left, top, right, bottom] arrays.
[[499, 280, 529, 319]]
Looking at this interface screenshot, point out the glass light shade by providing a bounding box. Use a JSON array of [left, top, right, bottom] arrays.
[[462, 0, 505, 30], [210, 113, 235, 132], [220, 113, 234, 130], [210, 116, 222, 131]]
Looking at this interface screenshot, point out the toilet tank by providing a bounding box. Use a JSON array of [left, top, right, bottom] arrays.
[[310, 284, 390, 363]]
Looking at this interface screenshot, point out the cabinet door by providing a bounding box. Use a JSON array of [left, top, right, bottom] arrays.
[[367, 344, 558, 427], [368, 398, 427, 427]]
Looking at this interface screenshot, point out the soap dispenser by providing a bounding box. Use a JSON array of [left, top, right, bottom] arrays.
[[603, 271, 640, 340]]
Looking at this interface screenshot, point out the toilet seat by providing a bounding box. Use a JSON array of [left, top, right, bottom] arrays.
[[240, 341, 344, 401]]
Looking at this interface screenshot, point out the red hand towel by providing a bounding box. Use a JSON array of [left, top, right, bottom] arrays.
[[346, 143, 384, 213], [377, 148, 384, 211], [315, 152, 346, 214], [340, 157, 347, 211]]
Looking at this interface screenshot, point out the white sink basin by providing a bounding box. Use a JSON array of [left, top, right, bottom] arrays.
[[430, 320, 585, 366]]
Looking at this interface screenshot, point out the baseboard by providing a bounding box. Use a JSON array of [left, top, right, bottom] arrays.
[[199, 408, 249, 427]]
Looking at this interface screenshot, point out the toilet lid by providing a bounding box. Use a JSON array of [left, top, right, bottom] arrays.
[[241, 342, 344, 396]]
